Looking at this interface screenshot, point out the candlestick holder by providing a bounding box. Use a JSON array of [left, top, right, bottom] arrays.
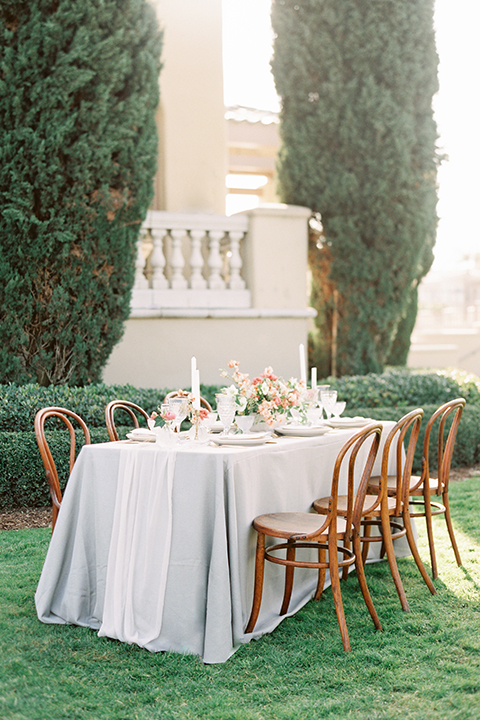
[[191, 408, 202, 440]]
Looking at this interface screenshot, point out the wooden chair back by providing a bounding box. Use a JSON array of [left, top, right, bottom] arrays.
[[302, 423, 382, 543], [416, 398, 466, 495], [164, 390, 213, 413], [105, 400, 150, 441], [379, 409, 424, 515], [34, 407, 91, 530]]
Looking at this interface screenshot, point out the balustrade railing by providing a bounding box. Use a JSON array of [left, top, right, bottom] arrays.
[[131, 210, 250, 312]]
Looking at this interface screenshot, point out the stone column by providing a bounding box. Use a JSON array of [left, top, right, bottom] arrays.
[[150, 0, 227, 215]]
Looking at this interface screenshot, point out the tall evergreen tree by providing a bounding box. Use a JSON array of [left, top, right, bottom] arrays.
[[0, 0, 162, 385], [271, 0, 439, 376]]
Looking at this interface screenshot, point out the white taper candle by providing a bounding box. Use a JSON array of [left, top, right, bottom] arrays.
[[299, 343, 307, 384]]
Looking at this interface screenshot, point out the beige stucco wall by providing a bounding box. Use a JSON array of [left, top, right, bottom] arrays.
[[102, 316, 310, 389], [150, 0, 227, 214]]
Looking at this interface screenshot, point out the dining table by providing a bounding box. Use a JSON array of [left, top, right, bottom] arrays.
[[35, 420, 407, 664]]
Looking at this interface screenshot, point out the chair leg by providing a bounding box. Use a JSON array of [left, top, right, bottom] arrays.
[[329, 537, 351, 652], [314, 545, 327, 600], [443, 491, 462, 568], [423, 493, 438, 580], [245, 532, 266, 633], [52, 504, 59, 532], [361, 519, 372, 564], [280, 540, 295, 616], [380, 506, 410, 612], [353, 535, 382, 631], [342, 538, 351, 581], [403, 506, 436, 595]]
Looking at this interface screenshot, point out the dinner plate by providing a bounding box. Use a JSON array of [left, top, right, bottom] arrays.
[[276, 424, 331, 437], [126, 430, 156, 442], [213, 432, 271, 446], [326, 417, 374, 428]]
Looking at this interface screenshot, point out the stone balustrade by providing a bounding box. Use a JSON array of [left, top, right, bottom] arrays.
[[104, 204, 316, 387], [131, 210, 251, 314]]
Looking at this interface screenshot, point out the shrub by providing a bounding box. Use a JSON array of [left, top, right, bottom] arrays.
[[0, 0, 162, 384], [0, 428, 108, 509], [272, 0, 439, 375], [0, 383, 170, 431], [324, 369, 480, 408]]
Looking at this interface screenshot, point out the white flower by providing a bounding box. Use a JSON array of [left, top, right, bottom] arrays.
[[261, 380, 269, 395], [224, 384, 238, 397], [236, 396, 247, 411]]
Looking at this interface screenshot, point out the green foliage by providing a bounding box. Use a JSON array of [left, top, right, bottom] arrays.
[[0, 0, 162, 385], [0, 427, 108, 509], [0, 382, 217, 508], [386, 285, 419, 366], [325, 368, 480, 408], [272, 0, 439, 375], [0, 382, 171, 430]]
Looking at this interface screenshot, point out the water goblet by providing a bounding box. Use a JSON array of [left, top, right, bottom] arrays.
[[320, 390, 338, 420], [216, 395, 237, 436], [168, 397, 189, 432]]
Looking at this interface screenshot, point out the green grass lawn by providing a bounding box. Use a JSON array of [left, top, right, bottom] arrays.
[[1, 477, 480, 720]]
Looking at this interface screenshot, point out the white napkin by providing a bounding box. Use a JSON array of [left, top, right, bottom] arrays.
[[129, 428, 156, 439]]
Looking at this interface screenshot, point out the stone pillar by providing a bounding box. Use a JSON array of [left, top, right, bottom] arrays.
[[150, 0, 227, 214], [241, 204, 312, 309]]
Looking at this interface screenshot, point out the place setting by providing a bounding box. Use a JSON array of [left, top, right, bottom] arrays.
[[123, 350, 373, 448]]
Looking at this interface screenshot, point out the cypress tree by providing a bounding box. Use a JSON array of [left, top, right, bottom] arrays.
[[271, 0, 439, 376], [0, 0, 162, 385]]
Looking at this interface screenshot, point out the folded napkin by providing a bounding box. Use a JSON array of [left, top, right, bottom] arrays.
[[128, 428, 156, 440]]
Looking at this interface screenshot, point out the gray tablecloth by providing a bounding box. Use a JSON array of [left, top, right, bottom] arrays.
[[35, 423, 400, 663]]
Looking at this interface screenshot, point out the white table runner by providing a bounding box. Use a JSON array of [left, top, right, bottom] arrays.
[[98, 445, 176, 645]]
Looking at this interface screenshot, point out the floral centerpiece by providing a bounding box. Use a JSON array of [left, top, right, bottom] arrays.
[[220, 361, 304, 426]]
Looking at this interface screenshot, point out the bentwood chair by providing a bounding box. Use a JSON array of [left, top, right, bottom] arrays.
[[403, 398, 465, 579], [164, 390, 213, 413], [245, 423, 383, 652], [105, 400, 150, 442], [315, 410, 436, 612], [34, 407, 91, 531]]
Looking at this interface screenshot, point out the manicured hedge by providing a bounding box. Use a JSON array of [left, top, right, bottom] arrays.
[[325, 369, 480, 408], [0, 371, 479, 510], [0, 428, 109, 510], [0, 383, 168, 431]]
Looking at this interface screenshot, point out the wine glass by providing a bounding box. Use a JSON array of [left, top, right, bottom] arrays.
[[320, 390, 338, 420], [216, 394, 237, 436], [333, 401, 346, 418]]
